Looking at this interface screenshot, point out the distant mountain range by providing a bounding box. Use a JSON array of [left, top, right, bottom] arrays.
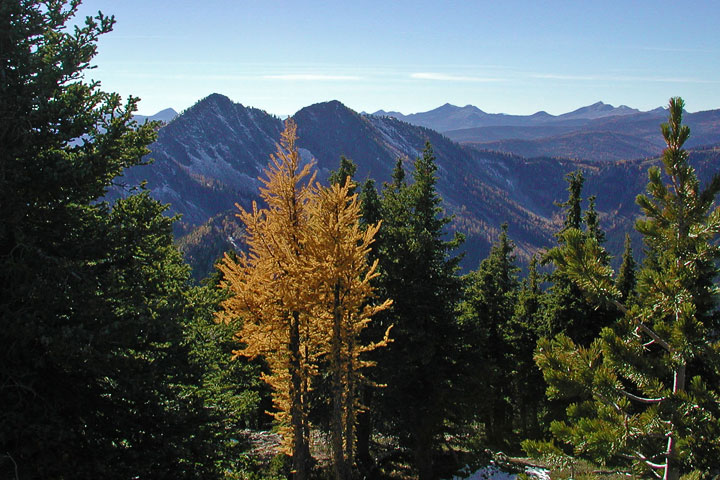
[[110, 95, 720, 279], [134, 108, 178, 125], [373, 101, 641, 131], [372, 102, 720, 162]]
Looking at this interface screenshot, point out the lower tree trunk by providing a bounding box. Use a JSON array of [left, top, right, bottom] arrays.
[[355, 399, 374, 476], [664, 364, 686, 480], [344, 367, 356, 474], [290, 311, 310, 480], [330, 285, 351, 480], [414, 429, 434, 480]]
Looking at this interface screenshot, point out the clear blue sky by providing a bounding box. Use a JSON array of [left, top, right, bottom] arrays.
[[74, 1, 720, 117]]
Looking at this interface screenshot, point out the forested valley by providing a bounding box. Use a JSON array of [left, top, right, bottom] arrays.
[[3, 3, 720, 480]]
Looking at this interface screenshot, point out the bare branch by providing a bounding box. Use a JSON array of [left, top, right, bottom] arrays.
[[634, 323, 672, 353], [618, 389, 665, 404]]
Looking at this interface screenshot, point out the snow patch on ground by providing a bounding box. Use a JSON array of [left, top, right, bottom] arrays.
[[451, 465, 550, 480]]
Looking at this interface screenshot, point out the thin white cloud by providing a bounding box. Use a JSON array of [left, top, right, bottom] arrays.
[[529, 73, 718, 84], [263, 74, 362, 81], [410, 72, 502, 82], [530, 73, 597, 81]]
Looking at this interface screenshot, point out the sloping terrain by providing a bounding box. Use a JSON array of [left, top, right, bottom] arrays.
[[111, 95, 720, 280], [416, 104, 720, 162]]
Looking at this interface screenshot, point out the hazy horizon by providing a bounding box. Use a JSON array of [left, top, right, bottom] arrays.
[[74, 1, 720, 117]]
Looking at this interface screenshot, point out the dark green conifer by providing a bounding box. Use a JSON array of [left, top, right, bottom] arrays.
[[584, 195, 605, 244], [371, 142, 464, 480], [556, 170, 585, 236], [534, 98, 720, 479], [507, 256, 547, 441], [616, 233, 637, 303], [328, 154, 358, 192], [0, 3, 237, 477], [542, 172, 615, 345], [459, 223, 520, 449]]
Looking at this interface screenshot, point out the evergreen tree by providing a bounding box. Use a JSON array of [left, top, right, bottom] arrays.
[[459, 224, 520, 449], [507, 256, 547, 441], [542, 171, 615, 345], [328, 154, 358, 193], [557, 170, 585, 235], [584, 195, 606, 245], [534, 98, 720, 479], [616, 233, 637, 303], [355, 177, 384, 474], [371, 142, 464, 479], [184, 278, 270, 476], [359, 178, 382, 229], [0, 2, 223, 477]]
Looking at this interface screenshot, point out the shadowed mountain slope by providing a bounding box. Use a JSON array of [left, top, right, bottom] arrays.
[[110, 95, 720, 280]]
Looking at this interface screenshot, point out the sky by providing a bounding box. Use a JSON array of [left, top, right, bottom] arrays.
[[73, 1, 720, 117]]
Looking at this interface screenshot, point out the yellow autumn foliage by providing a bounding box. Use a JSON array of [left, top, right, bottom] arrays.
[[217, 120, 390, 469]]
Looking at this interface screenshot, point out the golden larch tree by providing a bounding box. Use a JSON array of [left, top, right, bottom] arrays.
[[217, 120, 317, 478], [304, 180, 392, 480], [218, 122, 391, 480]]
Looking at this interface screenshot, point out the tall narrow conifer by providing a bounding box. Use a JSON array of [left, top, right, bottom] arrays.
[[305, 181, 391, 480], [218, 120, 316, 478]]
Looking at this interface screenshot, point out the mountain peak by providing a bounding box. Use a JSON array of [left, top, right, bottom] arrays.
[[435, 103, 461, 112], [202, 93, 233, 105], [296, 99, 352, 115], [293, 100, 360, 127]]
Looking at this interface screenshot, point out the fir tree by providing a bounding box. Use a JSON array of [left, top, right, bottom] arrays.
[[542, 170, 615, 345], [616, 233, 637, 303], [459, 223, 520, 449], [507, 255, 547, 441], [359, 178, 382, 228], [328, 154, 358, 193], [584, 195, 606, 245], [557, 170, 585, 235], [0, 2, 221, 477], [533, 98, 720, 479], [371, 142, 464, 479]]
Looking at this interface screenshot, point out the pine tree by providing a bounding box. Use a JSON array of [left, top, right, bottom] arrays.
[[534, 98, 720, 479]]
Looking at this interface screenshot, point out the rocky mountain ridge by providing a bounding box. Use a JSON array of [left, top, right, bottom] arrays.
[[110, 94, 720, 279]]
